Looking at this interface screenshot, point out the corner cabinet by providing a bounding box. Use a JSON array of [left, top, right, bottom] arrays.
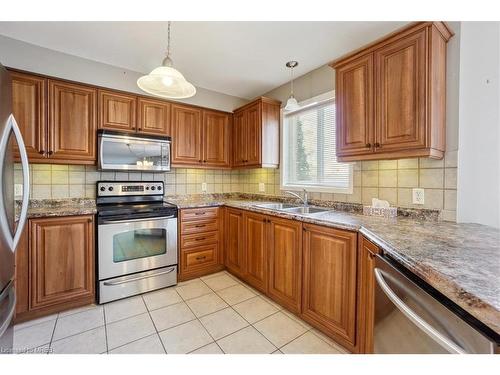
[[302, 224, 358, 349], [15, 215, 95, 322], [232, 97, 280, 168], [332, 21, 453, 162]]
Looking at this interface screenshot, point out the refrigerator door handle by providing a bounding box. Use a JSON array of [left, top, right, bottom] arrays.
[[0, 114, 30, 252]]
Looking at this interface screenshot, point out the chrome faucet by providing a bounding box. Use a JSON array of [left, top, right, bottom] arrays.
[[284, 189, 309, 206]]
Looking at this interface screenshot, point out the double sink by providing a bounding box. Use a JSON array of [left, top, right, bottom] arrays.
[[252, 203, 332, 215]]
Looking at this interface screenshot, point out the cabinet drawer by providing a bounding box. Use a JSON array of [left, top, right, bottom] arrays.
[[181, 231, 219, 249], [181, 219, 219, 234], [181, 207, 219, 222], [182, 244, 218, 273]]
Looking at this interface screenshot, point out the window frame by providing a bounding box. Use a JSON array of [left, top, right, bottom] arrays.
[[279, 90, 353, 194]]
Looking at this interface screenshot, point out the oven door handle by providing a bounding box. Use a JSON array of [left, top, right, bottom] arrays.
[[103, 267, 176, 286], [100, 215, 175, 225]]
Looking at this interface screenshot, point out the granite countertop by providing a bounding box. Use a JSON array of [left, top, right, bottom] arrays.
[[18, 199, 97, 219], [166, 195, 500, 337]]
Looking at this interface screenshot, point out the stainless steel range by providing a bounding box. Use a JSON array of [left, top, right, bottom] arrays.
[[96, 181, 178, 304]]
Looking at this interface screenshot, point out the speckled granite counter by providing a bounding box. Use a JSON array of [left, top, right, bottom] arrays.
[[166, 195, 500, 337], [17, 199, 97, 219]]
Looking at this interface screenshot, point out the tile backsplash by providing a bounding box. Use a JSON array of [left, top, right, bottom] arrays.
[[15, 151, 457, 221]]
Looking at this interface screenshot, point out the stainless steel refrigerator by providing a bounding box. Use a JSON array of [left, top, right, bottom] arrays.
[[0, 62, 30, 354]]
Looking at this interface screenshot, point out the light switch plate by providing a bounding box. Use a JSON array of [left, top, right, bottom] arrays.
[[15, 184, 23, 196], [412, 188, 425, 205], [258, 182, 265, 192], [201, 182, 207, 192]]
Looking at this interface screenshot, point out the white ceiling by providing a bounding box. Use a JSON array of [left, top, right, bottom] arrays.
[[0, 21, 407, 99]]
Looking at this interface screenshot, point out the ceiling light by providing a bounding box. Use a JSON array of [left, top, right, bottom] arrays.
[[137, 22, 196, 99], [284, 61, 300, 112]]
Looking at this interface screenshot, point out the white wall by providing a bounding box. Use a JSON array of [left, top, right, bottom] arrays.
[[457, 22, 500, 228], [0, 35, 248, 112]]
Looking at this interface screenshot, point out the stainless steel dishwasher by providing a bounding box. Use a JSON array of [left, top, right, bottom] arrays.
[[373, 255, 499, 354]]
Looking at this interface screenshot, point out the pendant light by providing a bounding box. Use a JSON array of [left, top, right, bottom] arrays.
[[137, 22, 196, 99], [284, 61, 300, 112]]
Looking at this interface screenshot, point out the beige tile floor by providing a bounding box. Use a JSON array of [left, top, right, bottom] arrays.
[[13, 271, 349, 354]]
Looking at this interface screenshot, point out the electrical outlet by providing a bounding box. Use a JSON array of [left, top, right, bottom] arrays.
[[412, 188, 425, 205], [201, 182, 207, 192], [258, 182, 265, 193], [15, 184, 23, 196]]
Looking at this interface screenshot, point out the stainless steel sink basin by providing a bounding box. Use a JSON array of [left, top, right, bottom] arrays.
[[282, 206, 331, 215], [253, 203, 301, 210]]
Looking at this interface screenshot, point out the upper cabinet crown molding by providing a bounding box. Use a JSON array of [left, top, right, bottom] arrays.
[[232, 96, 281, 168], [331, 21, 453, 162]]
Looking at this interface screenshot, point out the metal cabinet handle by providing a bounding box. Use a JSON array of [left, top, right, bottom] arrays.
[[365, 143, 371, 148], [196, 256, 206, 261], [194, 212, 206, 216], [195, 237, 206, 241], [195, 224, 205, 228], [374, 142, 381, 148], [374, 268, 466, 354], [103, 267, 176, 286]]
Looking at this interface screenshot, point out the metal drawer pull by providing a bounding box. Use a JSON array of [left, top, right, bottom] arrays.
[[194, 224, 205, 228], [102, 215, 175, 224], [195, 237, 206, 241], [103, 267, 176, 286], [195, 212, 206, 216], [196, 256, 207, 261], [374, 269, 466, 354]]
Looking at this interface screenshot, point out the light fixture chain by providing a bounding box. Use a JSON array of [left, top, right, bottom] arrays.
[[166, 21, 171, 58]]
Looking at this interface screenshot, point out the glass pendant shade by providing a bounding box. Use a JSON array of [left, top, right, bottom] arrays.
[[137, 65, 196, 99], [284, 95, 300, 111]]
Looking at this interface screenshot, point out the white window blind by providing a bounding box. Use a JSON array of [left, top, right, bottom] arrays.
[[282, 98, 353, 193]]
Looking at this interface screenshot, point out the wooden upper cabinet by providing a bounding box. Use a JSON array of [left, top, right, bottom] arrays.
[[202, 110, 231, 167], [98, 90, 136, 132], [30, 215, 95, 310], [336, 54, 374, 157], [243, 211, 267, 293], [11, 72, 47, 162], [375, 28, 427, 152], [302, 224, 358, 349], [137, 97, 171, 136], [232, 97, 280, 168], [331, 22, 453, 162], [232, 111, 246, 167], [267, 217, 302, 314], [48, 80, 97, 163], [224, 208, 246, 277], [171, 104, 202, 165]]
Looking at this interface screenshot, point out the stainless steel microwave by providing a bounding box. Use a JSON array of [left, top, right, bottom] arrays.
[[98, 130, 171, 172]]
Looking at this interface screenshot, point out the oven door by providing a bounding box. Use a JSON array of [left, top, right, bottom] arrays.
[[98, 215, 177, 280]]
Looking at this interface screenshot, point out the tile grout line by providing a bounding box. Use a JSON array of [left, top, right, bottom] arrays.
[[140, 295, 167, 354], [47, 313, 59, 354], [102, 305, 109, 354]]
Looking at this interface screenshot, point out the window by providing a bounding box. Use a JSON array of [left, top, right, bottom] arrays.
[[281, 92, 353, 193]]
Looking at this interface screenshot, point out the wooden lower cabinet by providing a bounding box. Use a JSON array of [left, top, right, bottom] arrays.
[[301, 224, 358, 350], [15, 215, 95, 322], [267, 217, 302, 314], [179, 207, 224, 281], [243, 211, 267, 293], [356, 235, 381, 353], [224, 208, 246, 278]]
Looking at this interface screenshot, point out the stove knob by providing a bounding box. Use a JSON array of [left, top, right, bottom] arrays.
[[100, 186, 105, 192], [146, 186, 149, 190], [108, 186, 114, 192], [151, 186, 156, 191], [157, 185, 162, 191]]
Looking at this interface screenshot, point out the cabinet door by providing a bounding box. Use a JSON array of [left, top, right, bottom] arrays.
[[48, 80, 97, 163], [375, 29, 427, 151], [30, 216, 95, 310], [357, 235, 381, 353], [11, 72, 47, 162], [171, 104, 202, 165], [137, 97, 171, 136], [302, 224, 357, 348], [336, 54, 374, 157], [202, 110, 230, 167], [243, 211, 267, 293], [267, 217, 302, 313], [232, 111, 246, 166], [98, 90, 136, 132], [245, 103, 261, 166], [224, 208, 246, 277]]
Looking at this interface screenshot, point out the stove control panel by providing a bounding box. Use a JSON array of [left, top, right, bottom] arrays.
[[97, 181, 164, 197]]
